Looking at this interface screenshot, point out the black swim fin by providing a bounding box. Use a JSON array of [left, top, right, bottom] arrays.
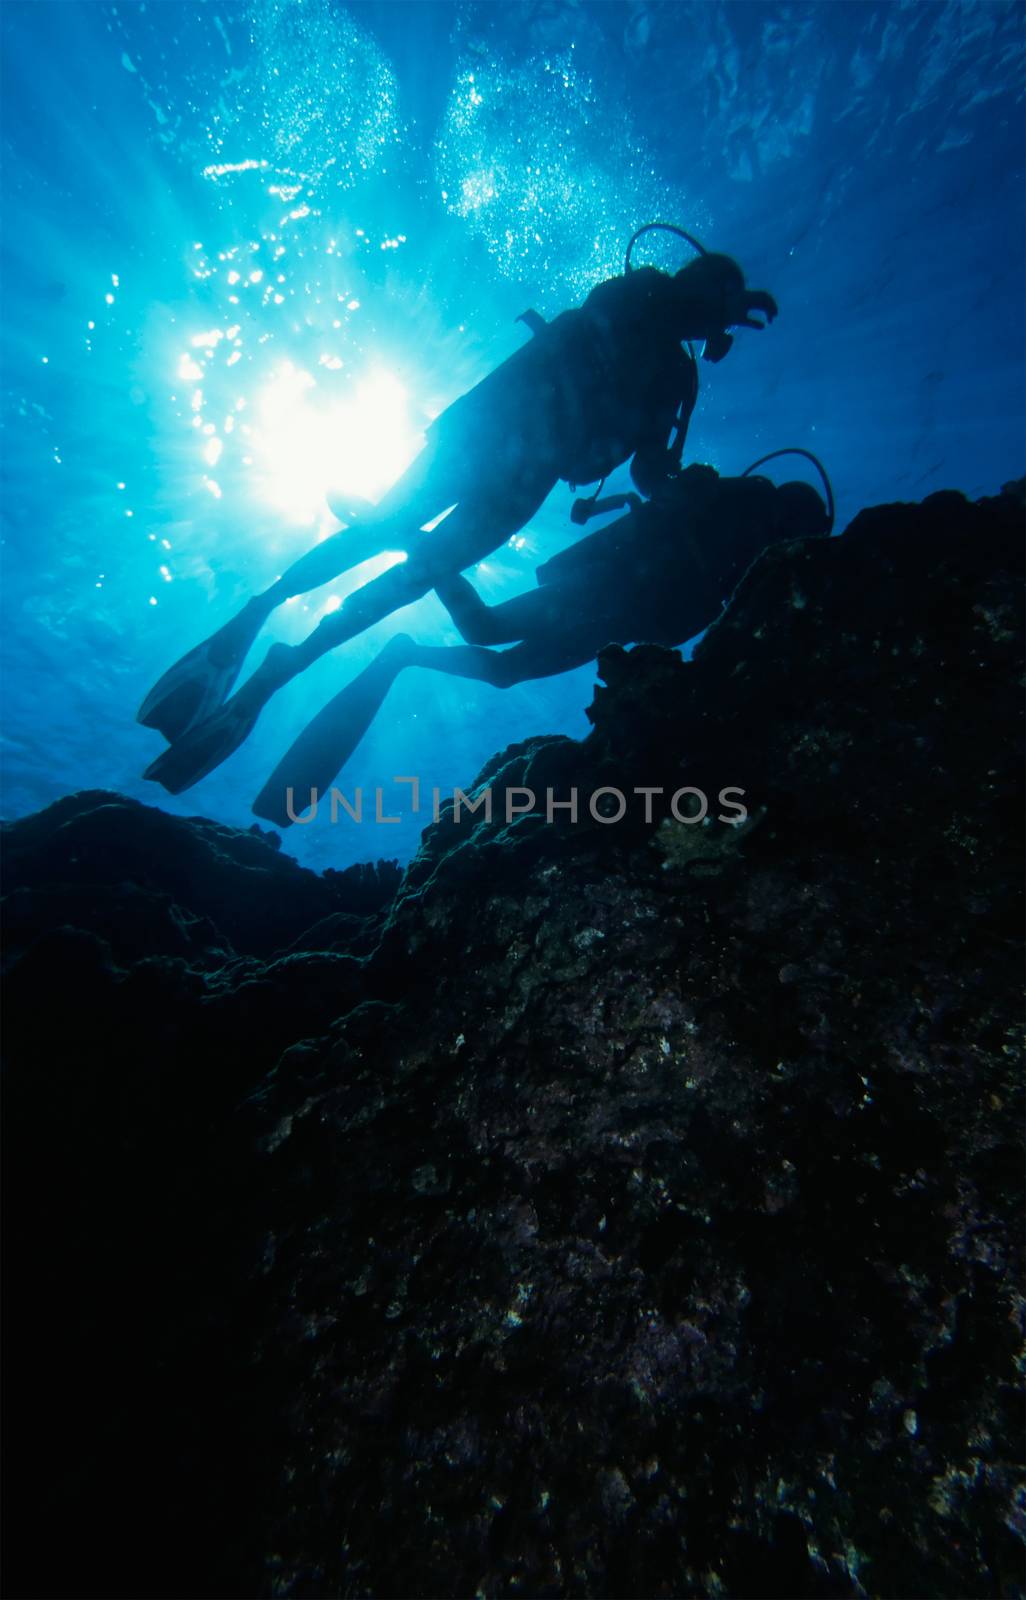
[[137, 596, 270, 743], [252, 636, 412, 827], [142, 642, 293, 793], [143, 692, 262, 794]]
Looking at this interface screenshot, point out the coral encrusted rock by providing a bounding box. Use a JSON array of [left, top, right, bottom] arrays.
[[2, 483, 1023, 1600]]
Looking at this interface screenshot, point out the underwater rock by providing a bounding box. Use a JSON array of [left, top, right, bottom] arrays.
[[1, 788, 401, 963], [2, 484, 1023, 1600]]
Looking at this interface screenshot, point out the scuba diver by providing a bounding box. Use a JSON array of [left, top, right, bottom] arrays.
[[251, 453, 834, 826], [139, 225, 779, 793]]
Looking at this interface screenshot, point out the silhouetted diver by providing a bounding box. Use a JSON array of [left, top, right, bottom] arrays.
[[251, 461, 832, 826], [140, 232, 777, 794]]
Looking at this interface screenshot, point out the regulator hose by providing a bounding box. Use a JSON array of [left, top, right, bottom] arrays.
[[741, 447, 835, 534], [624, 222, 707, 274]]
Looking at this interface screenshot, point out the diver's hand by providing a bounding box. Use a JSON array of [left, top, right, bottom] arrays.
[[703, 331, 733, 363], [703, 288, 777, 361], [725, 286, 778, 331], [630, 445, 678, 497]]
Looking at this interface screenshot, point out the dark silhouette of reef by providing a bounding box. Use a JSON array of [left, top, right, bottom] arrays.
[[2, 483, 1023, 1600]]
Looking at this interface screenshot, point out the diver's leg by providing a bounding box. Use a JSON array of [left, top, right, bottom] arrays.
[[252, 629, 589, 827], [143, 470, 555, 795], [255, 526, 402, 605], [434, 574, 562, 646], [256, 436, 464, 606], [247, 471, 556, 700], [252, 634, 415, 824], [398, 633, 591, 687], [138, 440, 468, 744]]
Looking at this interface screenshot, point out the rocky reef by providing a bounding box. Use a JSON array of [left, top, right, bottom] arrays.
[[3, 484, 1023, 1600]]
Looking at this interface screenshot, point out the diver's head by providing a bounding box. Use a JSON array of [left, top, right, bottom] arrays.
[[706, 474, 830, 598], [673, 253, 778, 361], [674, 252, 746, 302], [774, 479, 832, 539]]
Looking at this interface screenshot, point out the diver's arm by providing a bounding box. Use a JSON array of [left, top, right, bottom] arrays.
[[629, 331, 703, 495], [570, 491, 642, 525], [628, 374, 685, 497]]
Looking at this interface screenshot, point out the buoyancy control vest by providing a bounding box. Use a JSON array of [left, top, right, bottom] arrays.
[[428, 268, 694, 489]]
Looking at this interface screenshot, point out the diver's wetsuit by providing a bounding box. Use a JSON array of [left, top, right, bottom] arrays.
[[255, 267, 697, 654], [141, 252, 779, 793]]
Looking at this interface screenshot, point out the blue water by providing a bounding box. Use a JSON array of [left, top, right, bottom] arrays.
[[1, 0, 1023, 871]]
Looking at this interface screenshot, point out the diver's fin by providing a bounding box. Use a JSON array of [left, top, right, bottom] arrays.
[[141, 643, 293, 793], [271, 521, 398, 596], [137, 596, 270, 743], [142, 692, 261, 794], [252, 636, 412, 827]]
